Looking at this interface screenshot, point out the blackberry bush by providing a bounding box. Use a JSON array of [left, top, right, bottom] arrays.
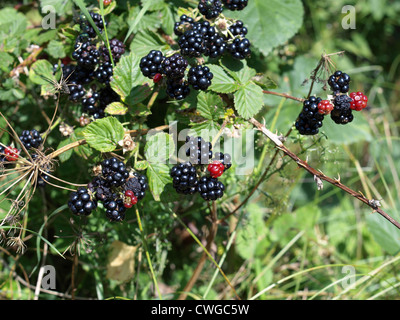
[[100, 38, 126, 62], [185, 136, 213, 165], [227, 37, 251, 60], [197, 176, 225, 201], [101, 157, 130, 187]]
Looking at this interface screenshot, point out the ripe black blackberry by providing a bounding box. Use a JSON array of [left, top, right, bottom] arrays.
[[162, 53, 188, 80], [19, 129, 42, 150], [139, 50, 165, 79], [72, 41, 100, 69], [93, 61, 113, 84], [68, 65, 93, 85], [185, 136, 213, 165], [101, 157, 130, 187], [228, 20, 248, 37], [174, 15, 194, 36], [100, 38, 126, 63], [170, 162, 199, 195], [82, 91, 105, 119], [295, 96, 324, 135], [166, 78, 191, 100], [124, 172, 148, 200], [227, 37, 251, 60], [68, 81, 86, 102], [188, 65, 213, 91], [79, 11, 106, 38], [328, 70, 351, 94], [198, 0, 223, 19], [197, 176, 225, 201], [178, 28, 206, 57], [204, 33, 226, 58], [330, 95, 354, 124], [68, 187, 97, 216], [213, 152, 232, 171], [222, 0, 248, 11], [104, 197, 126, 222]]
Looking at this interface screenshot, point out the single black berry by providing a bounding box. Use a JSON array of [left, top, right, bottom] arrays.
[[330, 94, 354, 124], [82, 91, 105, 119], [93, 61, 113, 84], [174, 15, 194, 37], [166, 78, 191, 100], [104, 197, 126, 222], [72, 40, 100, 69], [79, 11, 106, 38], [19, 129, 42, 150], [178, 28, 206, 57], [185, 136, 213, 165], [197, 176, 225, 201], [228, 20, 248, 38], [295, 96, 324, 135], [68, 187, 97, 216], [162, 53, 188, 80], [101, 157, 130, 187], [198, 0, 223, 19], [328, 70, 351, 94], [100, 38, 126, 63], [227, 37, 251, 60], [170, 162, 199, 195], [139, 50, 165, 79], [187, 65, 213, 91], [222, 0, 248, 11]]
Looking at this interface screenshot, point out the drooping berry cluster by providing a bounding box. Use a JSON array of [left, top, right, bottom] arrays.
[[70, 157, 148, 222], [296, 70, 369, 135], [139, 50, 165, 79], [187, 65, 213, 91], [169, 136, 231, 201]]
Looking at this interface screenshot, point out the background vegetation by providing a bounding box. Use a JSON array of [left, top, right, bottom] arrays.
[[1, 0, 400, 300]]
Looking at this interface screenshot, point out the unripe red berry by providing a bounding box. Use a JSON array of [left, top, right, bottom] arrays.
[[317, 99, 334, 115], [350, 92, 368, 111], [207, 160, 225, 178], [4, 146, 19, 162], [153, 73, 163, 83]]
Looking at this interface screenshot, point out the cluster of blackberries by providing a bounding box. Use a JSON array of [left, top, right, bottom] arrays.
[[169, 136, 231, 201], [68, 157, 148, 222], [197, 0, 248, 20], [58, 11, 124, 123], [139, 50, 214, 100], [175, 18, 251, 61], [295, 70, 369, 135]]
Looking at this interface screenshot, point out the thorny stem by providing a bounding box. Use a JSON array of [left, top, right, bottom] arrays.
[[248, 117, 400, 230], [263, 90, 305, 103]]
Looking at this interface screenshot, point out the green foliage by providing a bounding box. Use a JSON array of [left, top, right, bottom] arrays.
[[0, 0, 399, 302]]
